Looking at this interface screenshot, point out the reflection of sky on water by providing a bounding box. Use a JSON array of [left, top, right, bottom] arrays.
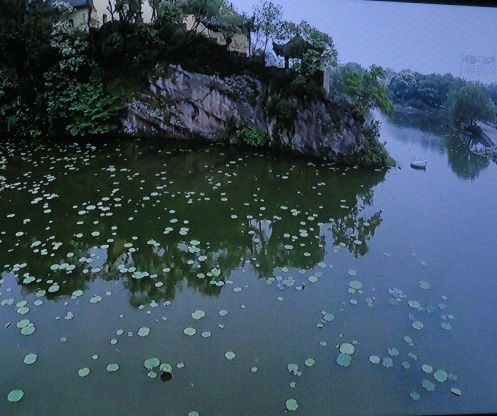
[[231, 0, 497, 83]]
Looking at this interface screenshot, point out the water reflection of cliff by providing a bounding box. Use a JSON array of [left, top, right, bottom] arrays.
[[2, 138, 385, 305]]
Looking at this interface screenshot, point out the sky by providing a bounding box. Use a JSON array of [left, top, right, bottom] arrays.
[[229, 0, 497, 82]]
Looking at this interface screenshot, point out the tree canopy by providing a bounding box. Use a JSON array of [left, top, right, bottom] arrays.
[[447, 83, 495, 130], [333, 64, 393, 116], [251, 0, 283, 59]]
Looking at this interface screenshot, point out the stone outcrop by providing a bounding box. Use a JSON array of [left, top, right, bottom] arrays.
[[125, 65, 368, 162]]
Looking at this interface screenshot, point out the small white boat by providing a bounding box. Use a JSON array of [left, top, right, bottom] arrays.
[[410, 160, 427, 169]]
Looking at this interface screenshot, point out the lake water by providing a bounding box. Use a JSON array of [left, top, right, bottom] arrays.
[[1, 113, 496, 415]]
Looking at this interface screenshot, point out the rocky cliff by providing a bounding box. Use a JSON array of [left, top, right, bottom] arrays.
[[124, 65, 372, 163]]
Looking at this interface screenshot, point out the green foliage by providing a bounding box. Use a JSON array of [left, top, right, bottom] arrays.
[[41, 14, 123, 137], [0, 67, 39, 138], [343, 120, 395, 168], [251, 1, 283, 58], [293, 21, 337, 71], [45, 75, 123, 136], [236, 128, 267, 147], [156, 0, 185, 25], [487, 83, 497, 105], [107, 0, 144, 24], [447, 83, 495, 130], [335, 64, 393, 116], [271, 19, 337, 95], [273, 99, 295, 124], [387, 69, 461, 110]]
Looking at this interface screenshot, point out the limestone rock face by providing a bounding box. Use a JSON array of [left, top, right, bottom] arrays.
[[125, 65, 367, 161]]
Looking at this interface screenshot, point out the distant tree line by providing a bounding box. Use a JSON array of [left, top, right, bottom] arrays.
[[385, 68, 496, 131]]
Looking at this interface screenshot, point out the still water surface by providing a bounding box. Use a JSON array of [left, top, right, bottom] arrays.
[[1, 114, 496, 415]]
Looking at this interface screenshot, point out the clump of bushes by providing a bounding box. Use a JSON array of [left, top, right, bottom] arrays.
[[236, 128, 267, 147], [343, 120, 395, 168]]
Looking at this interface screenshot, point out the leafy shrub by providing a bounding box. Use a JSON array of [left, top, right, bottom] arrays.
[[342, 120, 395, 168], [44, 72, 123, 137], [236, 128, 267, 147], [0, 68, 40, 138]]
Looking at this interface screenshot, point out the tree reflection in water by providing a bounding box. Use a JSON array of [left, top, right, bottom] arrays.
[[0, 138, 386, 305]]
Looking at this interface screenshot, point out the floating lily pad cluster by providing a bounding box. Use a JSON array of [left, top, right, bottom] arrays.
[[0, 138, 468, 414], [143, 357, 173, 380], [336, 342, 355, 367]]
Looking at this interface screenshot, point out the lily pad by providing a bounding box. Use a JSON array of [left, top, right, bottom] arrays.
[[225, 351, 236, 360], [16, 306, 29, 315], [412, 321, 424, 330], [89, 295, 102, 304], [78, 367, 90, 377], [419, 280, 430, 289], [408, 300, 421, 309], [138, 327, 150, 337], [288, 363, 299, 375], [7, 389, 24, 403], [304, 358, 315, 367], [21, 324, 35, 336], [23, 353, 37, 365], [410, 391, 420, 401], [434, 369, 448, 383], [144, 358, 160, 370], [369, 355, 380, 364], [450, 387, 462, 396], [191, 310, 206, 320], [17, 319, 30, 329], [339, 343, 355, 355], [184, 327, 196, 336], [421, 364, 433, 373], [422, 379, 435, 392], [106, 364, 119, 372], [159, 363, 172, 373], [349, 280, 363, 290], [388, 348, 399, 357], [285, 399, 299, 411], [441, 322, 452, 330], [336, 353, 352, 367], [323, 313, 335, 322], [48, 283, 60, 293], [382, 357, 393, 368]]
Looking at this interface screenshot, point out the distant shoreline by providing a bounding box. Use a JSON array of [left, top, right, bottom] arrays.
[[393, 104, 443, 115]]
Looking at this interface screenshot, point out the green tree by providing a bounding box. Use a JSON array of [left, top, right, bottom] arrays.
[[295, 21, 337, 70], [340, 64, 393, 116], [251, 0, 283, 59], [156, 0, 187, 26], [447, 83, 495, 130], [107, 0, 144, 24], [44, 10, 122, 136], [387, 69, 418, 104], [182, 0, 224, 31]]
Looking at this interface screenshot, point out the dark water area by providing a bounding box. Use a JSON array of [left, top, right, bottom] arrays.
[[1, 113, 496, 415]]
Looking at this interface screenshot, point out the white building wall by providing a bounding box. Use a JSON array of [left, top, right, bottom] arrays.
[[91, 0, 153, 25]]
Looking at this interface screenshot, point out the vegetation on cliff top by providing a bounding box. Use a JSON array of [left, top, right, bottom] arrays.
[[0, 0, 394, 166]]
